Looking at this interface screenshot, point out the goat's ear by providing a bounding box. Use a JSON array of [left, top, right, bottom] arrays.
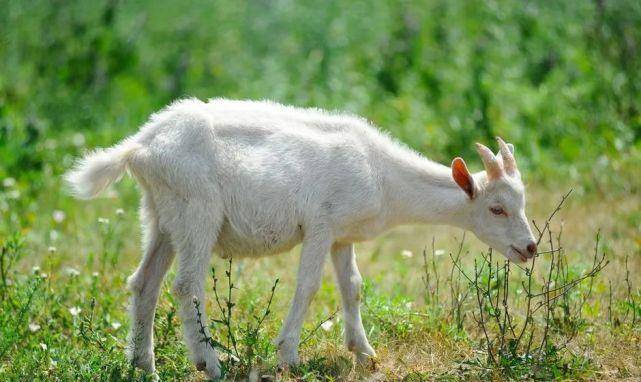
[[451, 157, 475, 199]]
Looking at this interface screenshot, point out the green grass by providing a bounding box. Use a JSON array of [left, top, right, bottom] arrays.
[[1, 0, 641, 380], [1, 179, 640, 381]]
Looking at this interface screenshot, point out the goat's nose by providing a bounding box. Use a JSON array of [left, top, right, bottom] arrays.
[[526, 242, 537, 257]]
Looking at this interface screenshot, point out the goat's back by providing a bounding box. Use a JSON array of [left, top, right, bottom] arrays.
[[128, 98, 385, 256]]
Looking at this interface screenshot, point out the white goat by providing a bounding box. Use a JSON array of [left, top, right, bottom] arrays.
[[65, 98, 537, 379]]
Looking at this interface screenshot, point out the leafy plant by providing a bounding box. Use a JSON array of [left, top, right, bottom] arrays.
[[454, 192, 608, 379], [194, 257, 279, 378]]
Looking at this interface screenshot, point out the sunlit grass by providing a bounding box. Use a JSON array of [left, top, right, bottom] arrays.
[[1, 1, 641, 379], [0, 174, 639, 380]]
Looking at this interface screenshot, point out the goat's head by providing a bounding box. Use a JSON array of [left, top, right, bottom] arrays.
[[451, 137, 537, 263]]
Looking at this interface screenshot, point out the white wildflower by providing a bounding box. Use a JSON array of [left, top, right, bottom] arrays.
[[40, 273, 48, 279], [72, 133, 85, 147], [98, 217, 109, 225], [115, 208, 124, 216], [32, 266, 41, 274], [50, 359, 58, 367], [111, 321, 122, 330], [92, 272, 100, 277], [52, 210, 65, 223], [405, 301, 413, 309], [2, 177, 15, 187], [48, 246, 57, 253], [64, 267, 80, 277], [49, 230, 59, 241], [29, 322, 41, 332], [39, 343, 48, 351], [321, 320, 334, 331], [434, 249, 445, 256], [401, 249, 413, 258], [44, 139, 57, 150], [69, 306, 82, 316]]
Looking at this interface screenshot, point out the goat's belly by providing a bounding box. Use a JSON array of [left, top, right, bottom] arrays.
[[214, 221, 303, 259]]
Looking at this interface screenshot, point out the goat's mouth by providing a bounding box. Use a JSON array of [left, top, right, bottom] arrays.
[[510, 245, 528, 263]]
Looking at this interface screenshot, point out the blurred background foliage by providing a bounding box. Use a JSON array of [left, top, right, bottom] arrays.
[[1, 0, 640, 186]]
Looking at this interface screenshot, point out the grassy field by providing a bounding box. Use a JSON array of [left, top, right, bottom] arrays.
[[1, 163, 640, 381], [1, 0, 641, 381]]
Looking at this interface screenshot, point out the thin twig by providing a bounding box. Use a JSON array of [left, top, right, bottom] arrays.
[[300, 307, 340, 345]]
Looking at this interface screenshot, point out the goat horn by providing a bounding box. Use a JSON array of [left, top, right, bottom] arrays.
[[475, 142, 502, 180], [496, 137, 517, 176]]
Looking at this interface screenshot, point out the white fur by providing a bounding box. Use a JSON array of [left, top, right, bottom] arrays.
[[65, 98, 536, 378]]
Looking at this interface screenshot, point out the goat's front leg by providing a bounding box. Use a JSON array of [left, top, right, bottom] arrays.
[[276, 228, 333, 366], [331, 243, 375, 364]]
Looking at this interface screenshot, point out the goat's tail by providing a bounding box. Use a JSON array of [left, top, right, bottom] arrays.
[[64, 138, 142, 199]]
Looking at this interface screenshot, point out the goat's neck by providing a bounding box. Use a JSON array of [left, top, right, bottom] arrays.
[[383, 154, 473, 230]]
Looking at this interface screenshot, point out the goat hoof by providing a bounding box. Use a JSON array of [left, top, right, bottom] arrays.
[[354, 343, 377, 369], [277, 339, 300, 368], [355, 354, 378, 372], [131, 351, 156, 374], [277, 353, 300, 368], [191, 343, 221, 378], [201, 360, 221, 380], [195, 358, 221, 379]]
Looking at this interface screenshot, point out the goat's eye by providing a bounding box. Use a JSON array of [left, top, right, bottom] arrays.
[[490, 206, 506, 216]]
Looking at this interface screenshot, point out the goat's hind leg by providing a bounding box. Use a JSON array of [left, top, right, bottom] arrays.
[[170, 199, 223, 379], [127, 195, 176, 376]]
